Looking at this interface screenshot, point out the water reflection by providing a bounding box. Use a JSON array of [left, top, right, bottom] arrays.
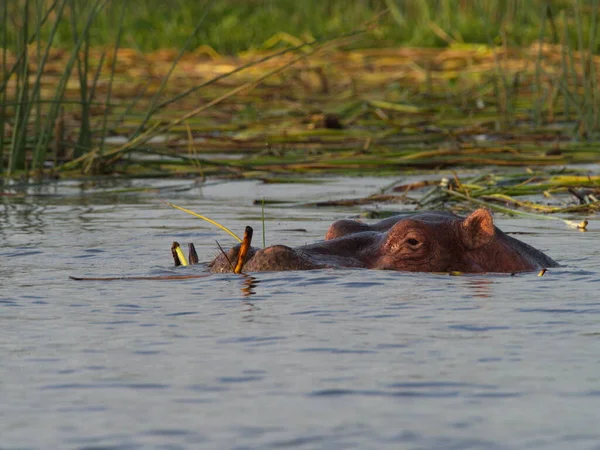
[[464, 277, 494, 299], [0, 201, 48, 241], [240, 274, 259, 297]]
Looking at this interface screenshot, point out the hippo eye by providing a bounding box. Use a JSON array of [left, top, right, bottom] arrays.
[[407, 238, 420, 246]]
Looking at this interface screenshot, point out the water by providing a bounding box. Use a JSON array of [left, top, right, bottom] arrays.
[[1, 177, 600, 450]]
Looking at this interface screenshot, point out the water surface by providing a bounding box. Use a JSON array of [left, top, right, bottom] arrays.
[[1, 177, 599, 449]]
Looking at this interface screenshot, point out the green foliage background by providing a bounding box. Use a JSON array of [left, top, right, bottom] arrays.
[[4, 0, 596, 54]]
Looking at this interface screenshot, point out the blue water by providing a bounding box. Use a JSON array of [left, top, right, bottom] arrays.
[[1, 177, 599, 449]]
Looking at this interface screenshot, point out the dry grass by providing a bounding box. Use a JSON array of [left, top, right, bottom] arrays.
[[3, 39, 600, 179]]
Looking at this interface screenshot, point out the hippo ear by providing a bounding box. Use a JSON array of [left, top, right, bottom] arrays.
[[460, 209, 495, 249]]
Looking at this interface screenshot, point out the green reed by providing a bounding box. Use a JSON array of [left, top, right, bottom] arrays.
[[3, 0, 600, 180], [1, 0, 102, 176], [3, 1, 600, 55]]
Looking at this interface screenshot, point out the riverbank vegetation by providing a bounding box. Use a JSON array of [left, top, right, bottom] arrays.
[[1, 0, 600, 216], [5, 1, 600, 55]]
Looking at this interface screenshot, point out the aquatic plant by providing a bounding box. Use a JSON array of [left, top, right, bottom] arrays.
[[2, 0, 600, 181], [310, 168, 598, 226]]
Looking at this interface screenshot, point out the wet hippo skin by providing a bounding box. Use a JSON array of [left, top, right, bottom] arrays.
[[208, 209, 558, 273]]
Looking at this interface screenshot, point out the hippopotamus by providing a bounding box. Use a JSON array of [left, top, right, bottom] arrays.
[[207, 209, 558, 274]]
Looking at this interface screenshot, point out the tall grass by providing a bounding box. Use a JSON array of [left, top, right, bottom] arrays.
[[0, 0, 214, 177], [3, 1, 600, 55], [530, 0, 600, 138], [1, 0, 105, 176], [0, 0, 6, 172]]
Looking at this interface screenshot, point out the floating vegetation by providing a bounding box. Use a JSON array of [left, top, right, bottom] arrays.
[[308, 168, 599, 227]]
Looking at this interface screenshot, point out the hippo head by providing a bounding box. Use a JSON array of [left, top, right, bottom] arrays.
[[207, 208, 555, 273], [371, 209, 496, 272]]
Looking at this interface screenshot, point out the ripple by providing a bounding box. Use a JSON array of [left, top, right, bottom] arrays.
[[386, 381, 496, 389], [448, 324, 511, 332], [66, 434, 138, 449], [4, 250, 43, 258], [145, 428, 200, 437], [174, 398, 213, 404], [568, 390, 600, 396], [218, 376, 263, 383], [290, 309, 348, 316], [78, 444, 140, 450], [361, 314, 401, 319], [89, 320, 137, 325], [338, 281, 385, 288], [58, 405, 107, 413], [83, 248, 105, 254], [268, 434, 325, 448], [186, 384, 228, 393], [27, 357, 61, 363], [165, 311, 199, 316], [387, 434, 505, 449], [308, 389, 460, 398], [375, 343, 408, 349], [218, 336, 286, 344], [299, 347, 376, 354], [296, 276, 341, 286], [469, 392, 522, 398], [41, 383, 169, 390], [519, 308, 600, 314]]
